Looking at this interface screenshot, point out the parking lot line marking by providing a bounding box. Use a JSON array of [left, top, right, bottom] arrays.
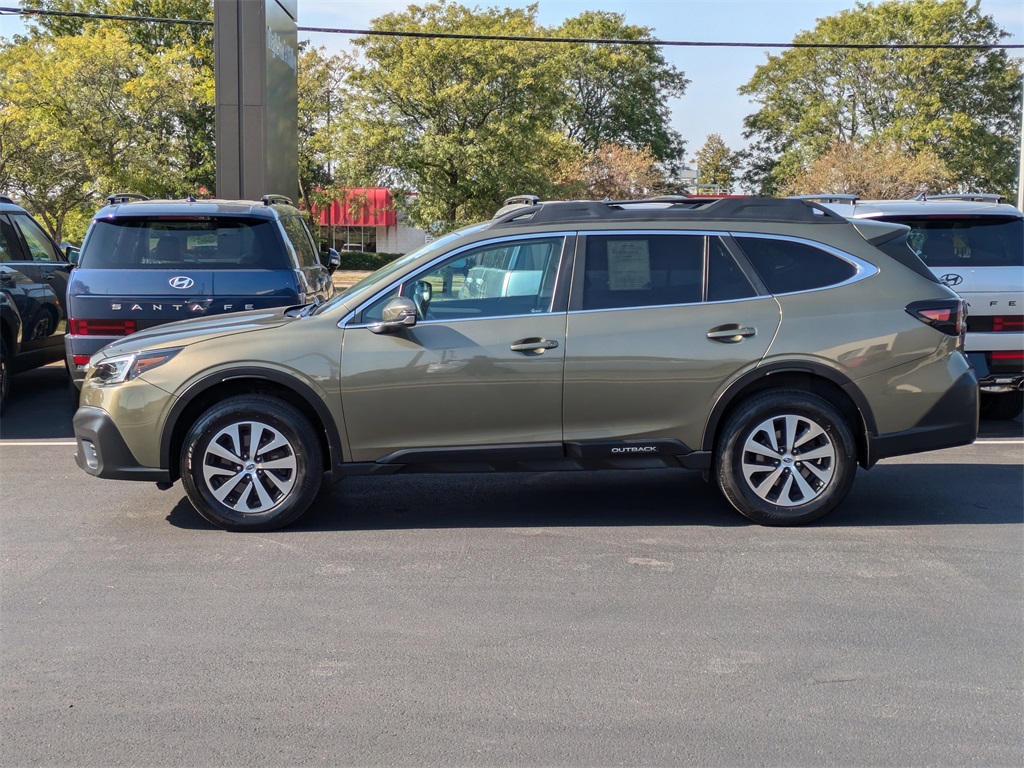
[[0, 441, 78, 446]]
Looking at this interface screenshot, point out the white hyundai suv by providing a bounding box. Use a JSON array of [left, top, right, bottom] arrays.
[[813, 194, 1023, 420]]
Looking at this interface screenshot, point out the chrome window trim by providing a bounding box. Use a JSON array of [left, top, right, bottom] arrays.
[[343, 231, 574, 329], [567, 293, 774, 317]]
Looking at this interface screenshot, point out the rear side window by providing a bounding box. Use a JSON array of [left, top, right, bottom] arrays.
[[79, 217, 286, 270], [583, 234, 704, 310], [736, 237, 857, 294], [878, 215, 1023, 268], [279, 215, 320, 269]]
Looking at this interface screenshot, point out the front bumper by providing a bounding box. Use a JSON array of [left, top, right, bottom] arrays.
[[74, 405, 170, 483], [867, 368, 979, 467]]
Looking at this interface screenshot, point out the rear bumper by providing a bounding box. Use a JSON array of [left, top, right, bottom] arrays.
[[867, 368, 979, 467], [73, 405, 170, 483], [967, 352, 1023, 393]]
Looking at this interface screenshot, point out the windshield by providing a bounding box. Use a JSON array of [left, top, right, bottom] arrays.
[[313, 222, 490, 314], [876, 215, 1023, 268]]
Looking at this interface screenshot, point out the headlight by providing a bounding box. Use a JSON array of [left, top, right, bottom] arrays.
[[91, 348, 181, 385]]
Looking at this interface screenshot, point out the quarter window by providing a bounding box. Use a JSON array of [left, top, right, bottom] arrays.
[[736, 237, 857, 294]]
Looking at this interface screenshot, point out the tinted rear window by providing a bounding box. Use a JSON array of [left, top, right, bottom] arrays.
[[877, 215, 1023, 268], [79, 217, 286, 270]]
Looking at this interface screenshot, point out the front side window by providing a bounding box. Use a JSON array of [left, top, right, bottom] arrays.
[[79, 218, 285, 269], [360, 236, 564, 324], [582, 234, 704, 310], [736, 236, 858, 294], [11, 214, 61, 263]]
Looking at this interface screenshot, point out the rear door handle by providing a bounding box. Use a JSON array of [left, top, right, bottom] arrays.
[[707, 325, 756, 343], [510, 338, 559, 353]]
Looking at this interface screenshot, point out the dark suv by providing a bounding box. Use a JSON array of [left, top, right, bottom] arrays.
[[73, 197, 978, 531], [65, 194, 338, 388], [0, 196, 73, 414]]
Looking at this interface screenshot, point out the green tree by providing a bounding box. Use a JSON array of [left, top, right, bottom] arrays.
[[343, 2, 575, 231], [739, 0, 1022, 197], [694, 134, 739, 193], [0, 28, 203, 241], [553, 11, 688, 163], [297, 44, 355, 208], [17, 0, 216, 194]]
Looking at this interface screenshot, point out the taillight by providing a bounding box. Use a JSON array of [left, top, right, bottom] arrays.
[[992, 316, 1024, 333], [68, 318, 138, 336], [906, 299, 965, 336], [991, 351, 1024, 362]]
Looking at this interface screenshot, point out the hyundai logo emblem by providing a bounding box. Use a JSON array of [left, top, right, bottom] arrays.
[[169, 276, 195, 290], [940, 273, 963, 287]]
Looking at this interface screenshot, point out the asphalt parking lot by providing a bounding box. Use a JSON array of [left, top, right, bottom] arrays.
[[1, 364, 1022, 767]]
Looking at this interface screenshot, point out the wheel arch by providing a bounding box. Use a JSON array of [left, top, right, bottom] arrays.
[[703, 362, 877, 469], [160, 367, 343, 483]]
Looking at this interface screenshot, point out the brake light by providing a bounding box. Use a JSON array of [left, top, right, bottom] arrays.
[[906, 299, 965, 336], [992, 316, 1024, 333], [991, 351, 1024, 361], [69, 319, 138, 336]]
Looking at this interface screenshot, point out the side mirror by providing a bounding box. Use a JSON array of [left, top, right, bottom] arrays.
[[324, 247, 340, 274], [64, 244, 80, 265], [368, 296, 418, 334]]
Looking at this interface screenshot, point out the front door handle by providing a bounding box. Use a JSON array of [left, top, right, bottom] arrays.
[[510, 338, 559, 354], [707, 325, 756, 343]]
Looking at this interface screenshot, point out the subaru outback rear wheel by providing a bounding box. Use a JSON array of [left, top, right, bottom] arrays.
[[181, 395, 323, 531], [715, 390, 856, 526]]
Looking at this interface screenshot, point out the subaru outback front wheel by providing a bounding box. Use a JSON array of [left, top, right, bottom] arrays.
[[714, 390, 856, 526], [181, 395, 323, 531]]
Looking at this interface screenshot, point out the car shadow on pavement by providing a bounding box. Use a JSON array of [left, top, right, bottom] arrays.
[[165, 462, 1023, 532], [1, 363, 75, 439]]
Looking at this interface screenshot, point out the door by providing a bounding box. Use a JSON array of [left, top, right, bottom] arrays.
[[340, 235, 571, 462], [0, 213, 69, 359], [563, 232, 781, 451]]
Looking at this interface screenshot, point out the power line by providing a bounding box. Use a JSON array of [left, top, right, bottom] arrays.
[[1, 5, 1022, 50]]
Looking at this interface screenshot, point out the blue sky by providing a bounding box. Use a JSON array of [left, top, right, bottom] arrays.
[[2, 0, 1022, 159]]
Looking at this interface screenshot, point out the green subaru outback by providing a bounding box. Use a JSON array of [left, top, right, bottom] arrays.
[[72, 197, 978, 531]]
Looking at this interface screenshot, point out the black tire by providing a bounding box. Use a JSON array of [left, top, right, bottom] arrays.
[[0, 336, 9, 416], [714, 390, 857, 526], [979, 391, 1023, 421], [181, 394, 323, 531]]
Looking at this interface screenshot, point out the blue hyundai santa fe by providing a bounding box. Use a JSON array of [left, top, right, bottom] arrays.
[[66, 194, 338, 389]]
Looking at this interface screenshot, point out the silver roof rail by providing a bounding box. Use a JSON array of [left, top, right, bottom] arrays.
[[788, 194, 860, 204], [927, 193, 1007, 204], [106, 193, 150, 205]]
